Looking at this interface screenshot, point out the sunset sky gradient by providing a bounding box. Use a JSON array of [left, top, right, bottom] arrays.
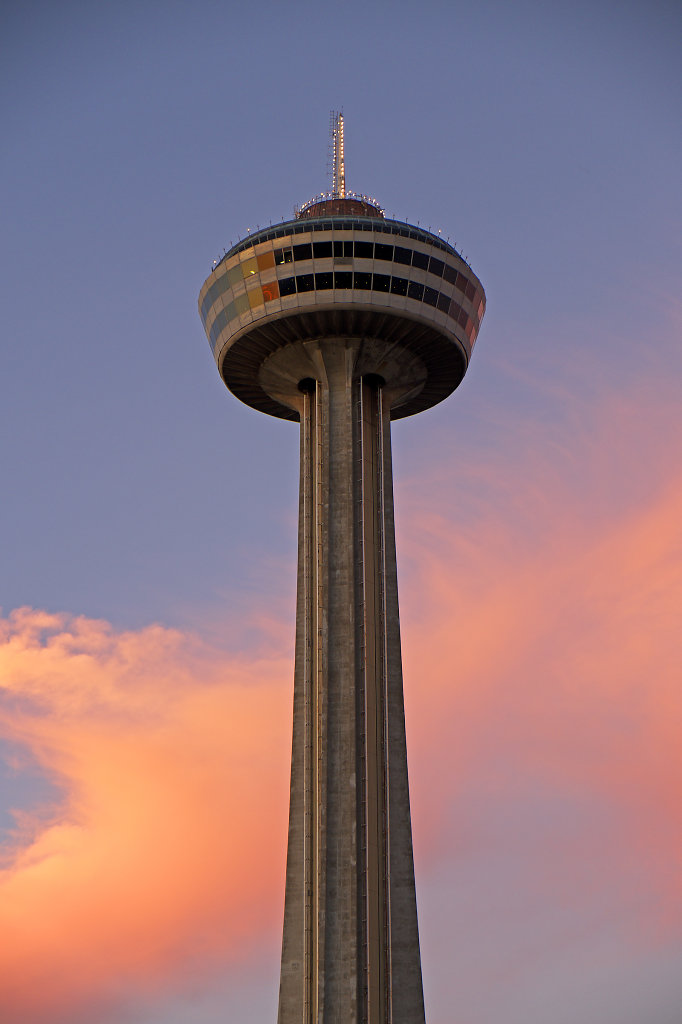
[[1, 2, 680, 1022]]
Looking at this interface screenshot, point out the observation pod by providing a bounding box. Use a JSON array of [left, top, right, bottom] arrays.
[[198, 127, 485, 1024]]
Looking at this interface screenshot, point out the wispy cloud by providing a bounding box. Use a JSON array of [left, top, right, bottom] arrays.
[[396, 361, 682, 1022]]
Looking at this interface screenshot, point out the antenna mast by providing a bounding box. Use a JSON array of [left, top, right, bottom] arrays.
[[331, 111, 345, 198]]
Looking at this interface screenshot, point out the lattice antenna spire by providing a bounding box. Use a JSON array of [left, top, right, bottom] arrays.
[[331, 111, 345, 198]]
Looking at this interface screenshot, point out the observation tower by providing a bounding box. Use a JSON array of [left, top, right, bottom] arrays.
[[198, 114, 485, 1024]]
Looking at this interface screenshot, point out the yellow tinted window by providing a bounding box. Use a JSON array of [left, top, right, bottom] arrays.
[[227, 265, 242, 287]]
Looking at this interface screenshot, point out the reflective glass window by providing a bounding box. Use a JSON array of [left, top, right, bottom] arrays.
[[313, 241, 333, 258], [373, 273, 390, 292], [227, 265, 243, 287], [465, 280, 476, 301], [390, 276, 408, 295], [394, 246, 412, 265], [355, 241, 373, 259], [224, 301, 237, 322], [241, 256, 258, 277], [333, 241, 344, 257], [234, 293, 250, 315], [442, 263, 458, 286], [315, 272, 333, 290], [429, 257, 445, 278], [293, 243, 313, 262], [209, 310, 227, 347], [408, 281, 424, 301], [296, 274, 315, 292], [449, 300, 462, 321], [411, 251, 429, 271], [424, 286, 439, 307], [248, 288, 263, 309], [279, 276, 296, 296], [437, 292, 450, 312], [374, 243, 393, 262], [257, 251, 275, 271], [354, 272, 372, 290], [334, 272, 353, 288], [343, 240, 354, 257], [262, 280, 280, 302], [457, 307, 468, 327], [275, 247, 293, 264]]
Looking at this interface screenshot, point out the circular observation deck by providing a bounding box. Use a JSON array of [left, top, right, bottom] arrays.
[[198, 209, 486, 421]]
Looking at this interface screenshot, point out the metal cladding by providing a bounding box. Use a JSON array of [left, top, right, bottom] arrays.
[[198, 180, 485, 1024]]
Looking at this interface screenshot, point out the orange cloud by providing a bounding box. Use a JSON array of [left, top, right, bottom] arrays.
[[0, 611, 291, 1022], [397, 382, 682, 957]]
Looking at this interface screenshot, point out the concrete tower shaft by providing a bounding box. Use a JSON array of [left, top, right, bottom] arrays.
[[198, 188, 485, 1024], [276, 342, 424, 1023]]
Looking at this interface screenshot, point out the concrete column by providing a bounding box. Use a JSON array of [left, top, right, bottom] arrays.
[[277, 340, 425, 1024]]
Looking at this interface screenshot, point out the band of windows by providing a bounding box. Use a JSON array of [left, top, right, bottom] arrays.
[[207, 271, 476, 351], [220, 216, 458, 264], [201, 239, 481, 322]]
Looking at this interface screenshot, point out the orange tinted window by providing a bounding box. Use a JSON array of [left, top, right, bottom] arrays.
[[262, 280, 280, 302], [257, 251, 275, 271]]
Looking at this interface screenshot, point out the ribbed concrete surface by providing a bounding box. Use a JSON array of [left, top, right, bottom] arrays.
[[275, 341, 425, 1024]]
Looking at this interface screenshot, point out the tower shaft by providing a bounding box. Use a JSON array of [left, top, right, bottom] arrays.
[[278, 341, 425, 1024]]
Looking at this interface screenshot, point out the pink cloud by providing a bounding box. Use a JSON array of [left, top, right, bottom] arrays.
[[396, 378, 682, 992], [0, 612, 291, 1022]]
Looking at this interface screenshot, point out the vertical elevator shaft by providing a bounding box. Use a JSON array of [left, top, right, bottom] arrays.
[[277, 342, 425, 1024]]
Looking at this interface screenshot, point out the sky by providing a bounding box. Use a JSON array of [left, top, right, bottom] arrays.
[[0, 1, 680, 1022]]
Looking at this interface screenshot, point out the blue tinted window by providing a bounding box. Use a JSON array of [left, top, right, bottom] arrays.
[[442, 263, 458, 286], [355, 241, 373, 259], [296, 274, 314, 292], [293, 243, 312, 261]]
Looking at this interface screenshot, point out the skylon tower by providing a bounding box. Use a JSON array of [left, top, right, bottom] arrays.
[[198, 115, 485, 1024]]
